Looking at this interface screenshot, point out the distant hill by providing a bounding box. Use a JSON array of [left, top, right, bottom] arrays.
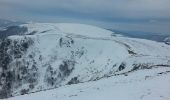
[[0, 19, 27, 38], [0, 19, 25, 29], [108, 29, 170, 42], [0, 26, 28, 39]]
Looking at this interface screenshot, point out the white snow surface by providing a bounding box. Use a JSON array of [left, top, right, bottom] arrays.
[[4, 23, 170, 100], [7, 67, 170, 100]]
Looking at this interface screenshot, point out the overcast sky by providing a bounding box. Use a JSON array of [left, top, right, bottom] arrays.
[[0, 0, 170, 34]]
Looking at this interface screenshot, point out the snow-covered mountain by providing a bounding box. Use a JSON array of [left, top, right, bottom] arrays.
[[0, 23, 170, 99]]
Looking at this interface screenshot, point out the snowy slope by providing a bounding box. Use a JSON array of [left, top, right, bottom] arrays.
[[0, 23, 170, 99], [7, 67, 170, 100]]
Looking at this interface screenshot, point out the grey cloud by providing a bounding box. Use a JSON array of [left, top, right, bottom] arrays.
[[1, 0, 170, 19], [0, 0, 170, 34]]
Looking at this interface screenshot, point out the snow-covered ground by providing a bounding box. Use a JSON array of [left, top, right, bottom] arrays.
[[7, 67, 170, 100], [1, 23, 170, 100]]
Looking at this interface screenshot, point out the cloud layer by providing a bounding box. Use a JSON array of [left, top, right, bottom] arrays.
[[0, 0, 170, 34]]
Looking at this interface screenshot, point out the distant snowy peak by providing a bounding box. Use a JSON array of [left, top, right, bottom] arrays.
[[22, 23, 114, 38]]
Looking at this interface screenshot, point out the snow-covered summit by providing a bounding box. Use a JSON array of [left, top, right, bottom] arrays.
[[23, 23, 113, 38]]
